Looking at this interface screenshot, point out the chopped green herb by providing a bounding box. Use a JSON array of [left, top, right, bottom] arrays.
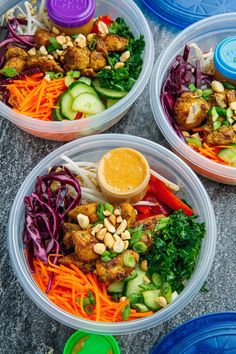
[[147, 210, 205, 293], [223, 82, 235, 90], [1, 67, 18, 77], [109, 17, 134, 38], [97, 203, 105, 221]]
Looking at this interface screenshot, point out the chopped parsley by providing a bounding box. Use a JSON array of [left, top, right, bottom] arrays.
[[147, 210, 206, 293]]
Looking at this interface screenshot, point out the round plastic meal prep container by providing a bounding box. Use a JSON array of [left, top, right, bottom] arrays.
[[8, 134, 216, 334], [151, 13, 236, 184], [0, 0, 154, 141]]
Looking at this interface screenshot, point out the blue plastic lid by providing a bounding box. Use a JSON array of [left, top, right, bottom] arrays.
[[140, 0, 236, 28], [151, 312, 236, 354], [214, 37, 236, 81]]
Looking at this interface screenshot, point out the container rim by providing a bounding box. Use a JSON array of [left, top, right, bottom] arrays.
[[0, 0, 154, 133], [150, 12, 236, 180], [8, 134, 216, 334]]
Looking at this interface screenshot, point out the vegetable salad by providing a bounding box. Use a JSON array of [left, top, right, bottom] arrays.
[[0, 1, 145, 121], [24, 152, 205, 322], [161, 44, 236, 167]]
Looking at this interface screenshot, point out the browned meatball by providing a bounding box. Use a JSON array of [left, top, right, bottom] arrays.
[[27, 56, 64, 73], [174, 92, 209, 130], [62, 222, 81, 249], [96, 250, 139, 285], [206, 125, 236, 146], [96, 35, 129, 53], [119, 203, 137, 228], [59, 253, 95, 273], [134, 214, 166, 248], [35, 29, 56, 49], [68, 202, 98, 224], [5, 46, 28, 60], [89, 50, 106, 71], [72, 230, 100, 263], [81, 68, 96, 78], [3, 57, 26, 74], [64, 46, 90, 71]]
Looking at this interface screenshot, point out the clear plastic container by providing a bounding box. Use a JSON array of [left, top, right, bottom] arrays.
[[8, 134, 216, 335], [0, 0, 154, 141], [150, 13, 236, 184]]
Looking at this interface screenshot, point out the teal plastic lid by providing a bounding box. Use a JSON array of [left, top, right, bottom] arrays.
[[63, 331, 120, 354], [214, 37, 236, 81]]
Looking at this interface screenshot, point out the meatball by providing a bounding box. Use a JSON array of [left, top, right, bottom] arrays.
[[134, 214, 166, 248], [3, 57, 26, 74], [89, 50, 106, 71], [27, 56, 64, 73], [81, 68, 96, 78], [174, 92, 209, 130], [68, 202, 98, 224], [64, 46, 90, 71], [96, 250, 139, 285], [62, 222, 81, 249], [119, 203, 137, 228], [35, 29, 56, 49], [5, 46, 28, 60], [59, 253, 95, 273], [206, 125, 236, 146], [72, 230, 100, 263], [96, 35, 129, 53]]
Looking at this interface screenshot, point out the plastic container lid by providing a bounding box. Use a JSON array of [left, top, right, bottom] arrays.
[[63, 330, 120, 354], [140, 0, 236, 28], [46, 0, 95, 28], [214, 37, 236, 81], [151, 312, 236, 353]]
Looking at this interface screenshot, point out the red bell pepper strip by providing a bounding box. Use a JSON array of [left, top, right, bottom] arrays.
[[149, 175, 193, 216], [92, 16, 113, 33]]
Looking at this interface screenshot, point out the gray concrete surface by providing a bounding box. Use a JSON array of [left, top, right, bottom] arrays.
[[0, 2, 236, 353]]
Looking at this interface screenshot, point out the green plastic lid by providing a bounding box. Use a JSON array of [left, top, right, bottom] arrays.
[[63, 331, 120, 354]]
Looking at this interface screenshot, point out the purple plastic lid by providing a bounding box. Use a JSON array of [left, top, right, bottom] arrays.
[[46, 0, 95, 28]]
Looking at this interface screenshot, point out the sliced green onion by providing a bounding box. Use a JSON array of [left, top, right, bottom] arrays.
[[195, 89, 202, 96], [152, 273, 163, 288], [222, 120, 230, 127], [133, 241, 148, 254], [161, 282, 172, 304], [128, 293, 143, 305], [213, 120, 222, 130], [186, 137, 202, 148], [88, 291, 96, 305], [202, 88, 213, 96], [223, 82, 235, 90], [102, 250, 111, 257], [1, 67, 18, 77], [227, 117, 234, 125], [122, 304, 131, 321], [215, 107, 227, 117], [188, 83, 196, 92], [130, 229, 142, 245], [226, 108, 233, 118], [83, 297, 91, 307], [211, 107, 219, 122], [101, 256, 112, 263], [104, 203, 114, 213], [123, 254, 136, 268]]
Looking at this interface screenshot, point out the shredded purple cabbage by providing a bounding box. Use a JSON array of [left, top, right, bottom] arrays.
[[160, 45, 213, 140], [23, 167, 81, 281]]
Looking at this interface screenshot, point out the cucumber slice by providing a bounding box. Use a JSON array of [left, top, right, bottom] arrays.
[[217, 144, 236, 166], [152, 273, 163, 288], [69, 81, 97, 98], [107, 98, 119, 108], [161, 282, 172, 304], [92, 79, 127, 99], [131, 303, 149, 312], [79, 77, 92, 86], [60, 91, 77, 120], [126, 266, 146, 297], [52, 95, 63, 121], [108, 281, 124, 293], [142, 289, 161, 311], [72, 92, 106, 114]]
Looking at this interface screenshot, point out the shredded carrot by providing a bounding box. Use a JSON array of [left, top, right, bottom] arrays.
[[32, 258, 154, 322], [3, 74, 66, 121], [187, 141, 231, 165]]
